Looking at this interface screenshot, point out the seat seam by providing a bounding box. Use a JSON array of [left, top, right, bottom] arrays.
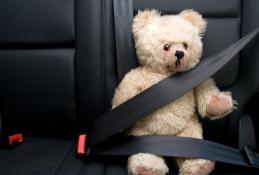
[[100, 0, 108, 112], [78, 162, 88, 175], [103, 162, 108, 175], [52, 143, 74, 175]]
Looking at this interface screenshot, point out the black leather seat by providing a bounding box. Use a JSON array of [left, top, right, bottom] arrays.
[[0, 0, 259, 175]]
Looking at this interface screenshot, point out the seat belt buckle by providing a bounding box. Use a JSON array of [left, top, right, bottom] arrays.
[[0, 133, 23, 149], [77, 134, 90, 156], [243, 146, 259, 168]]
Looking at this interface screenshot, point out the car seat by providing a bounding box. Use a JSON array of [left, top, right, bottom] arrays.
[[0, 0, 259, 175]]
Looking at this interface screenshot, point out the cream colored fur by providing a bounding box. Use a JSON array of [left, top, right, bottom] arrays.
[[112, 9, 235, 175]]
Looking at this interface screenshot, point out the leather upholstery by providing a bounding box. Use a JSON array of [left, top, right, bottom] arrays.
[[0, 0, 76, 138], [0, 49, 76, 138], [133, 0, 241, 17], [75, 0, 118, 132], [0, 0, 74, 48], [226, 0, 259, 146], [0, 0, 259, 174], [0, 137, 74, 175]]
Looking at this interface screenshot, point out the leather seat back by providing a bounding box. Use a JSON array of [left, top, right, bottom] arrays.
[[0, 0, 76, 138]]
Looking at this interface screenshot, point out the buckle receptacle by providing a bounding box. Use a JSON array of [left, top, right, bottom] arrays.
[[77, 134, 90, 156], [0, 133, 23, 149]]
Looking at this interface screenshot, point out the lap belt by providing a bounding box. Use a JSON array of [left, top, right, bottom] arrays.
[[80, 0, 259, 169], [90, 136, 259, 168]]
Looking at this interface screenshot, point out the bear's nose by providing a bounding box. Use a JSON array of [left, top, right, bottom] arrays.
[[175, 51, 184, 59]]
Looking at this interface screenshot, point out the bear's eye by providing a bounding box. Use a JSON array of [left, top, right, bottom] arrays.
[[183, 42, 188, 49], [163, 44, 171, 51]]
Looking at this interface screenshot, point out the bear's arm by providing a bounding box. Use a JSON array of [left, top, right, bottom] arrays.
[[112, 69, 144, 109], [194, 78, 234, 119]]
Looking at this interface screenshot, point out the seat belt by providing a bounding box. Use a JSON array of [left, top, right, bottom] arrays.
[[90, 136, 259, 168], [83, 0, 259, 169]]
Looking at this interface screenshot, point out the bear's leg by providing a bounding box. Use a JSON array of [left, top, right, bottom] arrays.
[[176, 118, 215, 175], [128, 153, 169, 175]]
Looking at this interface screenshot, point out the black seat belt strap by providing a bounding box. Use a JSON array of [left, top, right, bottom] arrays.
[[90, 136, 259, 168]]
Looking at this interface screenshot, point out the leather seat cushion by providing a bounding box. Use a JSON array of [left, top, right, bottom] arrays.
[[0, 137, 75, 175]]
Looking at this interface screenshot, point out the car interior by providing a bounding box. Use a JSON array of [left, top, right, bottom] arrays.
[[0, 0, 259, 174]]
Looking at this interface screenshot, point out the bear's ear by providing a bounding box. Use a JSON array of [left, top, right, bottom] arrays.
[[179, 9, 207, 34], [132, 9, 160, 34]]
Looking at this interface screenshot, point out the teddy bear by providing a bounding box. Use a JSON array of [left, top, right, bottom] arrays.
[[111, 9, 235, 175]]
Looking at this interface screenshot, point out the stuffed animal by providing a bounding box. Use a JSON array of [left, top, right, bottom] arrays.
[[112, 9, 235, 175]]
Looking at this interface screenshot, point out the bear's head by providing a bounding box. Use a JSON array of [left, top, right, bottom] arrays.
[[132, 9, 207, 73]]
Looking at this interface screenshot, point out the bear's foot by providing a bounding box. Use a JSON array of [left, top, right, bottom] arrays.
[[179, 159, 215, 175], [128, 153, 168, 175]]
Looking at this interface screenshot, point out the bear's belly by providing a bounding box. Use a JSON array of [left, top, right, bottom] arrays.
[[127, 90, 196, 136]]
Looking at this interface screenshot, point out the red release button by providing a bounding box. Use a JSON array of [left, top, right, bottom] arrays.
[[8, 133, 23, 146], [77, 134, 87, 155]]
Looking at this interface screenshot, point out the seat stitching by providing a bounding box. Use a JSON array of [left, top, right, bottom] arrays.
[[52, 143, 74, 175], [78, 163, 88, 175], [103, 161, 108, 175], [101, 0, 108, 111]]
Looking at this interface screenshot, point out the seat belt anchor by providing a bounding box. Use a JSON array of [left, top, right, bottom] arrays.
[[243, 146, 259, 168]]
